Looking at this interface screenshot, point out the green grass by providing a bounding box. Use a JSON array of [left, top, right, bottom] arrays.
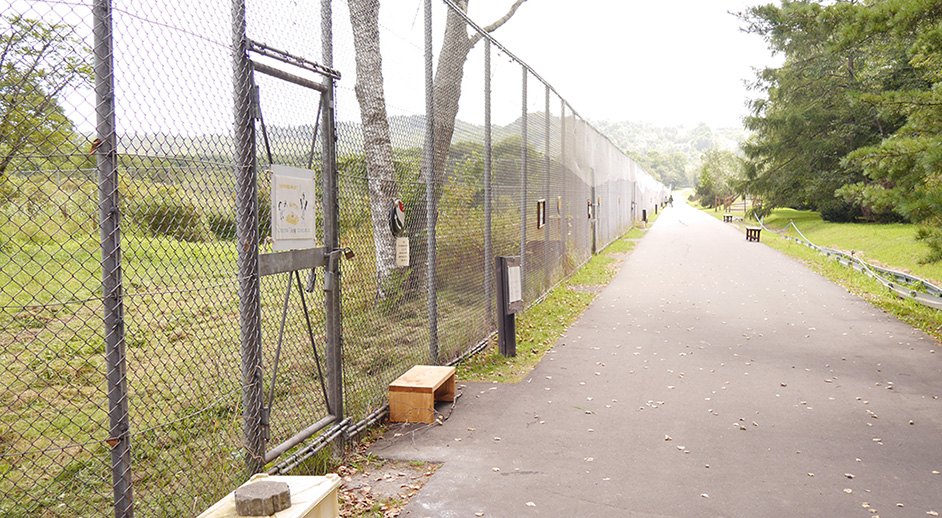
[[456, 231, 640, 383], [760, 209, 942, 286]]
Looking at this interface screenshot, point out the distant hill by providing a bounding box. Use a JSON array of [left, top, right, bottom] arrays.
[[590, 120, 747, 187], [592, 120, 745, 157], [113, 116, 745, 188]]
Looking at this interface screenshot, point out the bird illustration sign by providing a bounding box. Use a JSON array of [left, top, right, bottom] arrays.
[[270, 164, 316, 251], [389, 199, 406, 237]]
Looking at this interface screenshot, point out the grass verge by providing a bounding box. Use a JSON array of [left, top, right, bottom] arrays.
[[456, 230, 641, 382]]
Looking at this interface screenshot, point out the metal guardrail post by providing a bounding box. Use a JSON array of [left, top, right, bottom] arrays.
[[484, 39, 493, 325], [232, 0, 264, 476], [425, 0, 439, 364], [322, 0, 345, 449], [94, 0, 134, 515]]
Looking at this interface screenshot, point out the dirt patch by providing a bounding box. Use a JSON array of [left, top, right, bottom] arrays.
[[337, 458, 438, 517]]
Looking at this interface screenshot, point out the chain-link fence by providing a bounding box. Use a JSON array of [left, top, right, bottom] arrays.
[[0, 0, 667, 516]]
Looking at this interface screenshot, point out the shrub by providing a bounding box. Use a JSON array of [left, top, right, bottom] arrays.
[[258, 184, 272, 240], [0, 174, 17, 203], [127, 184, 212, 242], [207, 211, 237, 240], [204, 186, 272, 241], [916, 224, 942, 264], [817, 199, 862, 223]]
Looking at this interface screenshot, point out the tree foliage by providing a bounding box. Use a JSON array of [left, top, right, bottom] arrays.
[[0, 15, 91, 175], [741, 0, 942, 256], [695, 149, 742, 207], [837, 0, 942, 259], [632, 150, 687, 188]]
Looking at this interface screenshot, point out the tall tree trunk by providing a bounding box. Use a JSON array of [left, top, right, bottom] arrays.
[[348, 0, 399, 298], [411, 0, 527, 288]]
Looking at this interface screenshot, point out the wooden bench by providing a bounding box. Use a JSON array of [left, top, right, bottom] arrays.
[[389, 365, 456, 424], [746, 227, 761, 242], [723, 214, 733, 223]]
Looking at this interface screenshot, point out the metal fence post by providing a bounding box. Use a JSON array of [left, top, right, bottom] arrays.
[[321, 0, 345, 445], [591, 168, 597, 255], [520, 67, 527, 296], [232, 0, 264, 476], [94, 1, 133, 515], [560, 100, 566, 269], [424, 0, 439, 364], [544, 84, 550, 290], [484, 38, 493, 326]]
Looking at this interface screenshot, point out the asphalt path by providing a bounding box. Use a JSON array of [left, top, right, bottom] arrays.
[[370, 201, 942, 517]]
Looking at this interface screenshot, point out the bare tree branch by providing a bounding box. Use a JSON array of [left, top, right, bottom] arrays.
[[470, 0, 528, 46]]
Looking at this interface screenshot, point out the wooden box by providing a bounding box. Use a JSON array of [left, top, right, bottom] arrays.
[[389, 365, 456, 424]]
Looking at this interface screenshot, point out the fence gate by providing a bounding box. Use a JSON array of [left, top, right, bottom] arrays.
[[232, 27, 347, 478]]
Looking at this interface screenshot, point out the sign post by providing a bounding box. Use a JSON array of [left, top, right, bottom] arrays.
[[496, 256, 523, 357]]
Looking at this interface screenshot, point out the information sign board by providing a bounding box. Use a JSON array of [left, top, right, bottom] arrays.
[[270, 165, 316, 251]]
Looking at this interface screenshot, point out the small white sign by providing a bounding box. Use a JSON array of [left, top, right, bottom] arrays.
[[395, 237, 410, 267], [507, 265, 522, 304], [270, 165, 316, 251]]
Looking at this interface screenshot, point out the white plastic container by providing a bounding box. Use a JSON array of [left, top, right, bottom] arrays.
[[197, 473, 341, 518]]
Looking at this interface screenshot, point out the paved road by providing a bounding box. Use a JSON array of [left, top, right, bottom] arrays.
[[371, 202, 942, 517]]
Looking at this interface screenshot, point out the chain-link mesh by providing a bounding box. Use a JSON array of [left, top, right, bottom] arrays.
[[0, 0, 667, 515]]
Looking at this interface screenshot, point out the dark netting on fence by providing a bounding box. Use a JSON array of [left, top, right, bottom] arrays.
[[0, 0, 667, 515]]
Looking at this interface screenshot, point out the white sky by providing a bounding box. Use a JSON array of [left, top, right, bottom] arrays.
[[27, 0, 782, 135], [463, 0, 781, 129]]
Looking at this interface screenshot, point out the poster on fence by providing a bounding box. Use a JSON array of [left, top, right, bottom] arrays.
[[270, 164, 316, 251]]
